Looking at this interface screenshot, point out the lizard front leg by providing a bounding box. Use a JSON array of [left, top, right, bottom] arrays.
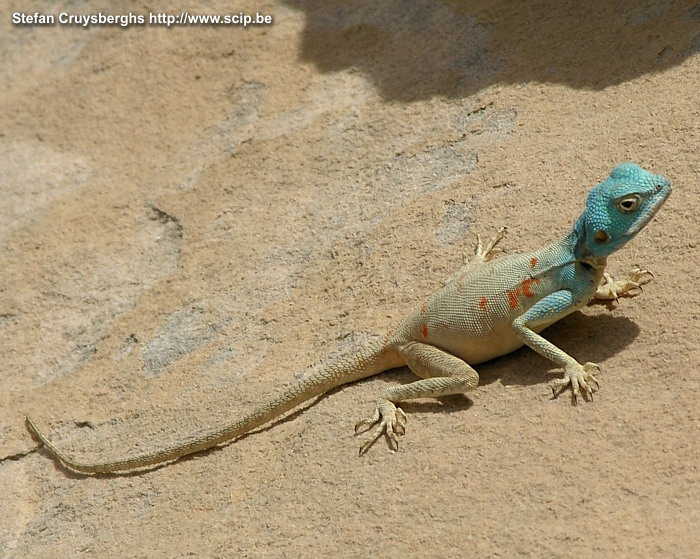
[[512, 291, 600, 404], [355, 342, 479, 453]]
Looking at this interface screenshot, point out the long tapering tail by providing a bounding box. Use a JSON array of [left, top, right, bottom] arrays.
[[26, 338, 398, 474]]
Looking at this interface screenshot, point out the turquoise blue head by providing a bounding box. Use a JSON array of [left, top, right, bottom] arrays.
[[575, 163, 671, 258]]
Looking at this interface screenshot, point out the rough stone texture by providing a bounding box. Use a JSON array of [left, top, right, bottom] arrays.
[[1, 0, 699, 557]]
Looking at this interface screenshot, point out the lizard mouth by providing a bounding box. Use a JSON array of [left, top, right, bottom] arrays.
[[625, 181, 672, 236]]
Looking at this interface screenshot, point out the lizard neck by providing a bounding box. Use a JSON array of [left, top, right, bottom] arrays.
[[558, 219, 608, 271]]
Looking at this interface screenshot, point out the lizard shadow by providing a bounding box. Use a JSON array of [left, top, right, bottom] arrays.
[[355, 311, 641, 418], [280, 0, 700, 102], [478, 311, 641, 389]]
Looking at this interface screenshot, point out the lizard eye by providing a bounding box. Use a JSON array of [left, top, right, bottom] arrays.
[[617, 195, 641, 212]]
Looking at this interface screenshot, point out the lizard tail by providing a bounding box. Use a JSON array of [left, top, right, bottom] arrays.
[[26, 338, 397, 474]]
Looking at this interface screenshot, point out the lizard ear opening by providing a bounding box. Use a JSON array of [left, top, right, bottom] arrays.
[[594, 230, 609, 243]]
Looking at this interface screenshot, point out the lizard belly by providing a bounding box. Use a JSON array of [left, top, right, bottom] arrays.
[[434, 325, 524, 365], [400, 265, 562, 364], [394, 249, 574, 365]]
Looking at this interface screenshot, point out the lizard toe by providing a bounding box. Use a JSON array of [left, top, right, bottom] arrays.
[[551, 362, 600, 405], [356, 400, 406, 454], [630, 266, 654, 284], [354, 408, 380, 434]]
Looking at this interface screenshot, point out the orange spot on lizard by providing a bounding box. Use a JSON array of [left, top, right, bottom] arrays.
[[506, 277, 541, 309], [420, 323, 430, 339], [521, 277, 540, 297], [479, 296, 488, 311], [530, 257, 538, 268], [421, 301, 428, 314], [507, 289, 520, 309]]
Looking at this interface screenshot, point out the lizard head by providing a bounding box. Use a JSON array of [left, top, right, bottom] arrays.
[[575, 163, 671, 259]]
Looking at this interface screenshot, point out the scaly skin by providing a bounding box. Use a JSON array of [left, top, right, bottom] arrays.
[[26, 163, 671, 473]]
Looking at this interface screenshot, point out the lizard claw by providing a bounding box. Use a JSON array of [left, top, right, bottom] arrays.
[[622, 266, 654, 295], [632, 265, 654, 281], [550, 362, 600, 405], [355, 400, 407, 454]]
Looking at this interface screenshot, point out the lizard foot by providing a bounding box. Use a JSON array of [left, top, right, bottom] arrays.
[[595, 266, 653, 301], [354, 400, 407, 454], [550, 362, 600, 405]]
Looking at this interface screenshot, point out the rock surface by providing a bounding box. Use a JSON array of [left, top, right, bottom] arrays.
[[1, 1, 699, 557]]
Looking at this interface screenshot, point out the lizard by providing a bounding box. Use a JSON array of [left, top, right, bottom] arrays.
[[26, 162, 671, 474]]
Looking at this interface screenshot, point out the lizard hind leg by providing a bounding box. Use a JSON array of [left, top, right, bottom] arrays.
[[444, 226, 508, 287], [475, 226, 508, 263], [355, 342, 479, 454]]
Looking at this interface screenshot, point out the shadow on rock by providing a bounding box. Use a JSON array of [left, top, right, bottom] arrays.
[[479, 311, 641, 388], [283, 0, 700, 101]]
